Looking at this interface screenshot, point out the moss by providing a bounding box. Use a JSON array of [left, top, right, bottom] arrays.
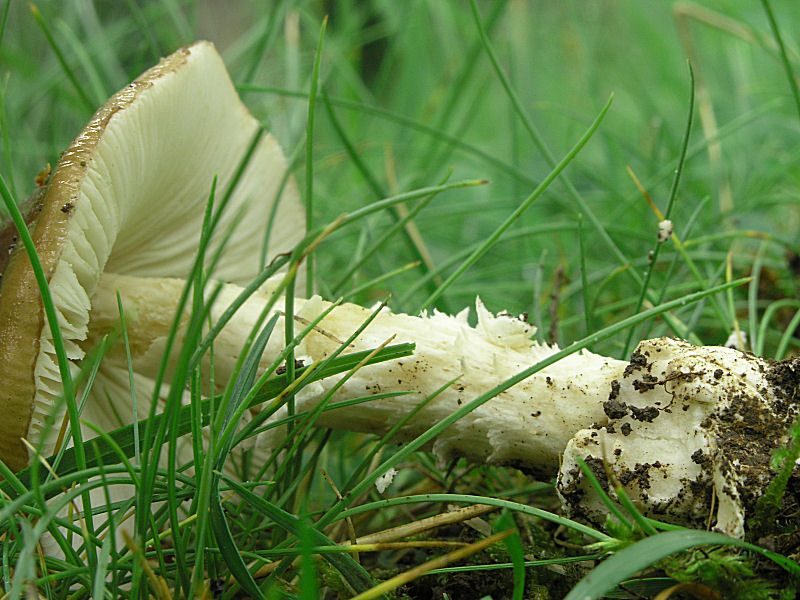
[[660, 548, 781, 600]]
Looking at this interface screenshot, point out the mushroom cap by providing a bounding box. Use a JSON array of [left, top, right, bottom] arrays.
[[0, 41, 304, 471]]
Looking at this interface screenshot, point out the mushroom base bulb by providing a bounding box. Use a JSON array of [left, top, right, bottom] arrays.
[[558, 338, 800, 538]]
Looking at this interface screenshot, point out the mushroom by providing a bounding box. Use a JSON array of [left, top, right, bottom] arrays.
[[94, 277, 800, 538], [6, 42, 798, 543]]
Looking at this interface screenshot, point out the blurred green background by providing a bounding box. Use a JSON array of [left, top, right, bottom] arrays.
[[3, 0, 800, 356]]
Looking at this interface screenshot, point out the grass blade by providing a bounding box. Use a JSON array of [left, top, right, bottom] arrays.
[[29, 3, 95, 113], [760, 0, 800, 122], [209, 489, 267, 600], [350, 530, 513, 600], [419, 93, 613, 310], [222, 475, 384, 597], [0, 171, 97, 571], [323, 91, 442, 301], [4, 343, 415, 497], [495, 510, 525, 600], [564, 529, 800, 600], [305, 16, 327, 297], [622, 62, 695, 356]]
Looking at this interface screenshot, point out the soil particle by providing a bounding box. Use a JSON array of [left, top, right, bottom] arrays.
[[603, 398, 628, 419], [618, 462, 661, 489], [765, 357, 800, 409], [584, 456, 609, 490], [623, 349, 648, 377], [629, 405, 660, 422], [275, 358, 305, 375], [608, 379, 621, 401]]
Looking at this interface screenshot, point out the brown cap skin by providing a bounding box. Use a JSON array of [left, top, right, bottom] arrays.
[[0, 46, 195, 472]]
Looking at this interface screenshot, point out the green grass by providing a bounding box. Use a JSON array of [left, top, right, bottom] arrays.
[[2, 1, 800, 599]]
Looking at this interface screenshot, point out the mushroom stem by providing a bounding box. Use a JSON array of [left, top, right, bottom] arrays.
[[86, 273, 800, 539], [87, 272, 626, 478]]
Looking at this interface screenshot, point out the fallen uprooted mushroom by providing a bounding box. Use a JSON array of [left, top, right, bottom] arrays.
[[3, 42, 798, 542]]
